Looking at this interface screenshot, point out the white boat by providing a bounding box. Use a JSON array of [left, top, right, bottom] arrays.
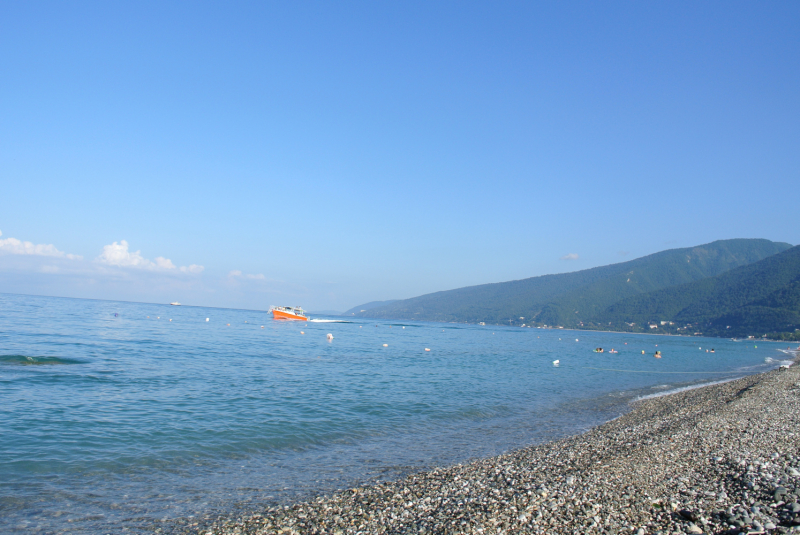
[[170, 302, 181, 306]]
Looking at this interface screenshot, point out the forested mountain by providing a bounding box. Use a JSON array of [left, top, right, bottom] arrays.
[[351, 239, 792, 330], [594, 245, 800, 337]]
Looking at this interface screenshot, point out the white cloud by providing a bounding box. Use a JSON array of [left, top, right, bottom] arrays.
[[180, 264, 204, 274], [154, 256, 176, 269], [560, 253, 579, 261], [96, 240, 203, 274], [97, 240, 150, 267], [0, 230, 82, 259], [229, 269, 265, 280]]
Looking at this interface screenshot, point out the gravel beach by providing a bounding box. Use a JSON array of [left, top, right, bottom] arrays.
[[175, 350, 800, 535]]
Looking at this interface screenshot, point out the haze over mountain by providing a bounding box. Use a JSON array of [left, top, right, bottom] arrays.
[[342, 300, 400, 316], [350, 239, 794, 337]]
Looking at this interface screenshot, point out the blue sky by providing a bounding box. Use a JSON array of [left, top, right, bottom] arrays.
[[1, 1, 798, 311]]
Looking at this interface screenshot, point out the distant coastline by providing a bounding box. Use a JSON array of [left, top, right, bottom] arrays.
[[349, 240, 800, 340]]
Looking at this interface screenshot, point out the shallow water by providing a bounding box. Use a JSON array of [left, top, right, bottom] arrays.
[[0, 293, 789, 533]]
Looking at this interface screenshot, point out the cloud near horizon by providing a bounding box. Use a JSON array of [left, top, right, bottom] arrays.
[[560, 253, 579, 261], [228, 269, 266, 280], [0, 230, 82, 259], [96, 240, 203, 273]]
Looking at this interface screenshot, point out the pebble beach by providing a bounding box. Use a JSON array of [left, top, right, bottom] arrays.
[[172, 350, 800, 535]]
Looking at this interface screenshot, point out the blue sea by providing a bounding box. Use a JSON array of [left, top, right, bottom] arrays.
[[0, 293, 791, 534]]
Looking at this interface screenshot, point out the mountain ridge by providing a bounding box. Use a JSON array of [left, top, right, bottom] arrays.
[[349, 239, 794, 336]]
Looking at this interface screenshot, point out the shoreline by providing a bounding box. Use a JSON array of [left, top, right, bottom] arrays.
[[172, 352, 800, 535], [351, 317, 788, 342]]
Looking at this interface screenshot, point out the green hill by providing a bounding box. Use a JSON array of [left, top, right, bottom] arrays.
[[594, 245, 800, 337], [354, 239, 792, 327]]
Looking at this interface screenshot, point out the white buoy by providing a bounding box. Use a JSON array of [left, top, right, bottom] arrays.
[[576, 339, 579, 342], [261, 326, 264, 328], [553, 360, 560, 366], [206, 318, 209, 322], [327, 333, 334, 340], [301, 331, 305, 334], [425, 348, 430, 352], [383, 343, 388, 347], [169, 319, 172, 322]]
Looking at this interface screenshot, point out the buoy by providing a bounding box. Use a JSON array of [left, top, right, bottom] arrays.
[[553, 360, 560, 365], [227, 323, 230, 326], [425, 348, 430, 352], [402, 326, 405, 329], [261, 326, 264, 328], [157, 317, 160, 319], [169, 319, 172, 322], [301, 331, 305, 334], [642, 350, 645, 354], [206, 318, 209, 322], [383, 343, 388, 347], [576, 339, 579, 342], [326, 333, 334, 340]]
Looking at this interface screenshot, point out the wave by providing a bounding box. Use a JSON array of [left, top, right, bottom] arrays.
[[308, 319, 351, 323], [636, 355, 795, 401], [635, 377, 741, 401], [0, 354, 84, 366], [764, 356, 795, 366]]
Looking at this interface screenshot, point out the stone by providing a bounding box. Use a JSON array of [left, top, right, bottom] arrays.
[[680, 510, 699, 522]]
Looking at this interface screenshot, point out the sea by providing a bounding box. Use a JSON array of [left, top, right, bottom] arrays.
[[0, 293, 793, 534]]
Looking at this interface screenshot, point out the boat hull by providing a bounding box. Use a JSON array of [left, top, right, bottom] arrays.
[[272, 309, 308, 321]]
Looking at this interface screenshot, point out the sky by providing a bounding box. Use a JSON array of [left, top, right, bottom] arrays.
[[1, 1, 798, 312]]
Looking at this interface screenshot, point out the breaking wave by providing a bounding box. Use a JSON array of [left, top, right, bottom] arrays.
[[0, 354, 84, 366]]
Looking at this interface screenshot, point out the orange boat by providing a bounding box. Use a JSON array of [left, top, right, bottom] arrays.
[[270, 306, 308, 321]]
